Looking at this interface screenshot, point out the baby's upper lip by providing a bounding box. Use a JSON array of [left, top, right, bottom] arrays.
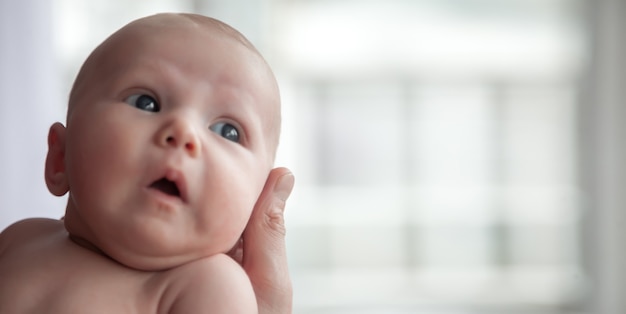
[[147, 167, 189, 203]]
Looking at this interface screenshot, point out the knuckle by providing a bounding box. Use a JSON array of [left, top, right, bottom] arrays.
[[264, 199, 287, 236]]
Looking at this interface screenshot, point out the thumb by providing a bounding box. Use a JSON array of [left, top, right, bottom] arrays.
[[243, 167, 294, 314]]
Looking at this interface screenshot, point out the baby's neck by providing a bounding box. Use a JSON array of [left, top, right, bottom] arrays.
[[68, 234, 106, 257]]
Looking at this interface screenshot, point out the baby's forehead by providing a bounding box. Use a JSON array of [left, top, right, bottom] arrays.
[[72, 13, 272, 104]]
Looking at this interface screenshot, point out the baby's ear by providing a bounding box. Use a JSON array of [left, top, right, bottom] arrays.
[[45, 122, 69, 196]]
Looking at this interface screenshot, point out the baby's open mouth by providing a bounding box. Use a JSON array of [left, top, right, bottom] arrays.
[[149, 178, 181, 197]]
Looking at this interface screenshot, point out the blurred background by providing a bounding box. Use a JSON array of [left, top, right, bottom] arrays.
[[1, 0, 625, 313]]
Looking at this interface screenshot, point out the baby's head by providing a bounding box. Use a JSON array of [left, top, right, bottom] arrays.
[[44, 13, 281, 270]]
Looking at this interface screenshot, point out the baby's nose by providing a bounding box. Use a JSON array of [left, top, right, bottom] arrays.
[[157, 117, 201, 157]]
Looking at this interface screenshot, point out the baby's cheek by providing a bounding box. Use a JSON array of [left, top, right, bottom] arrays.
[[213, 208, 250, 253]]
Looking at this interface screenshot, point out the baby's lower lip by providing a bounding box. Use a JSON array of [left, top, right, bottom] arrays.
[[145, 187, 184, 206]]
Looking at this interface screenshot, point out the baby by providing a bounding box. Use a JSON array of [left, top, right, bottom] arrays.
[[0, 13, 290, 313]]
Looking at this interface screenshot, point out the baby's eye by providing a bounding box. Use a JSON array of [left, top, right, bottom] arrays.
[[209, 122, 240, 143], [125, 94, 160, 112]]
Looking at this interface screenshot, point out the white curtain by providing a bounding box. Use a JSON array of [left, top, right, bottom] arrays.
[[0, 0, 66, 230]]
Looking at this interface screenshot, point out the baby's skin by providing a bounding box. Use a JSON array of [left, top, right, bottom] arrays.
[[0, 218, 254, 313]]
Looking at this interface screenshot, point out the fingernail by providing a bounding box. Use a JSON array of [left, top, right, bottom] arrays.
[[274, 172, 295, 203]]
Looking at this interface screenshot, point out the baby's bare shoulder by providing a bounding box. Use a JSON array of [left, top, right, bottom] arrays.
[[0, 218, 165, 313], [0, 218, 73, 313], [0, 218, 63, 254], [158, 254, 258, 313]]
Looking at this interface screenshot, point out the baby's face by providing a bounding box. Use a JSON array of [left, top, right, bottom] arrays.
[[61, 15, 279, 270]]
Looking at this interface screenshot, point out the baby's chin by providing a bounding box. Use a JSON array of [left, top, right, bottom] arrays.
[[106, 243, 230, 271], [70, 233, 227, 271]]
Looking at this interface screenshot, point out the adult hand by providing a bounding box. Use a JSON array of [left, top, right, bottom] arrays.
[[230, 167, 295, 314]]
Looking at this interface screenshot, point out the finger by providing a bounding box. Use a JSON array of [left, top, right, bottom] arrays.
[[243, 167, 294, 314]]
